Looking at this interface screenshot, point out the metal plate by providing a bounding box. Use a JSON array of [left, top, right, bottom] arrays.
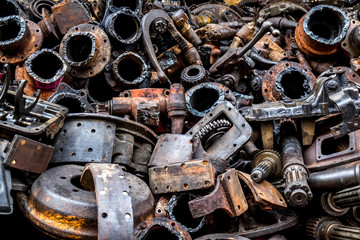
[[4, 134, 54, 173], [51, 118, 116, 164]]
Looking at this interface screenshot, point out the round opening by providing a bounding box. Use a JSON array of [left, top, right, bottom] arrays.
[[187, 68, 200, 77], [87, 77, 115, 102], [279, 71, 309, 99], [116, 57, 142, 81], [189, 86, 220, 113], [141, 225, 179, 240], [70, 176, 88, 191], [113, 14, 139, 41], [56, 97, 83, 113], [30, 52, 64, 79], [0, 1, 18, 17], [110, 0, 138, 11], [306, 7, 346, 42], [65, 34, 93, 63], [0, 17, 21, 43], [171, 194, 202, 229]]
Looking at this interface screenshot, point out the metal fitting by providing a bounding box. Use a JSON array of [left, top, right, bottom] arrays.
[[281, 135, 313, 207], [295, 5, 350, 58], [60, 23, 111, 79], [112, 52, 150, 89], [0, 15, 43, 64], [251, 149, 282, 183], [180, 64, 207, 90], [103, 8, 142, 45]]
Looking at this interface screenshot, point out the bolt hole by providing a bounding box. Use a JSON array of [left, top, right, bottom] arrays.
[[102, 212, 108, 218]]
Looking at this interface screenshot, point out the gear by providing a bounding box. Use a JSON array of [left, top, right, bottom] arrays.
[[251, 149, 282, 182], [194, 118, 232, 149], [306, 217, 340, 240]]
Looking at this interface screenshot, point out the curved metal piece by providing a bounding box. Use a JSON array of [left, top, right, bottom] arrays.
[[80, 163, 134, 240], [14, 80, 41, 119]]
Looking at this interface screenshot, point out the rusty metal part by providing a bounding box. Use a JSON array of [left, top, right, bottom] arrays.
[[209, 21, 274, 74], [50, 117, 116, 165], [134, 217, 191, 240], [190, 2, 243, 23], [258, 1, 309, 22], [28, 0, 56, 22], [166, 193, 206, 233], [4, 134, 54, 173], [251, 149, 282, 183], [59, 23, 111, 79], [262, 61, 315, 101], [295, 5, 350, 58], [306, 216, 360, 240], [15, 51, 72, 101], [141, 9, 202, 83], [195, 23, 238, 43], [253, 35, 288, 62], [112, 51, 150, 89], [304, 130, 360, 171], [37, 8, 60, 43], [51, 0, 92, 35], [308, 162, 360, 191], [25, 48, 67, 90], [237, 171, 287, 211], [167, 83, 186, 134], [188, 168, 248, 218], [107, 0, 143, 14], [97, 85, 185, 133], [281, 135, 313, 207], [149, 159, 216, 194], [195, 209, 298, 239], [103, 7, 142, 45], [0, 16, 43, 65], [48, 82, 94, 113], [242, 68, 360, 139], [80, 163, 134, 240], [172, 9, 202, 47], [341, 19, 360, 58], [186, 101, 252, 162], [185, 82, 234, 117], [351, 57, 360, 74], [180, 64, 207, 90], [321, 185, 360, 217], [17, 164, 154, 239], [0, 0, 26, 18]]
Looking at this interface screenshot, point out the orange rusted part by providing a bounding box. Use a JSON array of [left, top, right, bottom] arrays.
[[52, 0, 92, 35], [295, 14, 345, 58], [262, 61, 316, 102], [237, 171, 287, 211], [155, 195, 172, 218], [15, 64, 72, 100], [255, 35, 288, 62], [204, 43, 221, 65], [0, 19, 43, 65]]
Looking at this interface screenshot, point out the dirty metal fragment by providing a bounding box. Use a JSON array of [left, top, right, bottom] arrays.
[[188, 168, 248, 218], [149, 159, 216, 194], [81, 163, 134, 240], [4, 134, 54, 173]]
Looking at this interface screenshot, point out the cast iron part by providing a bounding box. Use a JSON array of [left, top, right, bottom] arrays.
[[28, 0, 56, 22], [172, 9, 202, 47], [60, 23, 111, 79], [141, 9, 202, 84], [281, 135, 313, 207], [186, 101, 252, 163], [295, 5, 350, 58], [308, 162, 360, 191], [0, 15, 43, 64], [112, 52, 150, 89], [306, 216, 360, 240], [251, 149, 282, 183], [0, 139, 12, 215], [0, 0, 25, 18], [134, 217, 192, 240], [180, 64, 207, 90], [242, 68, 360, 139], [321, 185, 360, 217], [25, 48, 67, 90], [48, 82, 94, 113], [103, 7, 142, 45], [17, 164, 154, 239]]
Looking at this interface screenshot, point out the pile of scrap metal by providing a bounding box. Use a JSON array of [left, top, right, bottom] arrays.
[[1, 0, 360, 239]]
